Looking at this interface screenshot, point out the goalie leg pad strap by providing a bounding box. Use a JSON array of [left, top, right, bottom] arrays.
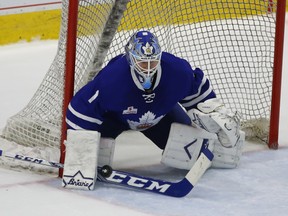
[[161, 123, 217, 170], [62, 129, 100, 190]]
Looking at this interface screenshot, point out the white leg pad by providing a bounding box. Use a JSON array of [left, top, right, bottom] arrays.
[[98, 138, 115, 167], [62, 129, 100, 190], [161, 123, 217, 170]]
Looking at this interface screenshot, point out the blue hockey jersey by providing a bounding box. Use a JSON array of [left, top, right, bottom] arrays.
[[66, 52, 216, 131]]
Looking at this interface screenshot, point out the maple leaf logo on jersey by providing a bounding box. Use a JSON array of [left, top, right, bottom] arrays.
[[127, 111, 164, 131]]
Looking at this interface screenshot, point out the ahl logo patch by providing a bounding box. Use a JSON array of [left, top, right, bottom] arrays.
[[122, 106, 138, 114], [62, 170, 94, 190]]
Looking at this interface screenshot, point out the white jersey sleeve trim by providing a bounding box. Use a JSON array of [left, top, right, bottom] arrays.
[[66, 118, 84, 130], [183, 76, 207, 101], [88, 90, 99, 103], [68, 104, 103, 124], [181, 85, 213, 108]]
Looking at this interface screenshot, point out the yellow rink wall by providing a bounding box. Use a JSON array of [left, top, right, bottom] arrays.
[[1, 1, 288, 46], [0, 9, 61, 45]]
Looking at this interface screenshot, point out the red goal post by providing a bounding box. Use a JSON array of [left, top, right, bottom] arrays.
[[269, 0, 286, 149], [1, 0, 286, 176]]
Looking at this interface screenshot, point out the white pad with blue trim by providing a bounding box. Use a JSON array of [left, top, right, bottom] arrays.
[[161, 123, 217, 170]]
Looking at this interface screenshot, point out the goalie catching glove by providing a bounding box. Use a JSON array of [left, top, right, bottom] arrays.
[[188, 98, 245, 168], [162, 98, 245, 170]]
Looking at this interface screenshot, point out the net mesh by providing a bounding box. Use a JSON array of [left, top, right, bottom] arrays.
[[2, 0, 278, 149]]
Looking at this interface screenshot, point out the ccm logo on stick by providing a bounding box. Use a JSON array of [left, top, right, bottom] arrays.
[[15, 154, 43, 163], [106, 171, 171, 193]]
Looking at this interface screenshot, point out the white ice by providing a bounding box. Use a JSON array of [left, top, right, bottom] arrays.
[[1, 17, 288, 215]]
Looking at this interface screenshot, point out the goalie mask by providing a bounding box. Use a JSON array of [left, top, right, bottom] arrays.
[[125, 31, 162, 91]]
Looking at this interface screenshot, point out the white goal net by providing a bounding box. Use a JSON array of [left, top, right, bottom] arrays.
[[1, 0, 285, 163]]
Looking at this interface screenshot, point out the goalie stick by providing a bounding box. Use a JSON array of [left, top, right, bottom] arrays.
[[0, 148, 213, 197]]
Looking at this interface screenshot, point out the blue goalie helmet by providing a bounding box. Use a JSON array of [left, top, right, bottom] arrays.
[[125, 30, 162, 90]]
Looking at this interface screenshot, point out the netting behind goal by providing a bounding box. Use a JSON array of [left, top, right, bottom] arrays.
[[1, 0, 285, 153]]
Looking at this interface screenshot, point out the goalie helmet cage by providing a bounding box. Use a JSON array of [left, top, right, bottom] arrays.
[[1, 0, 286, 169]]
